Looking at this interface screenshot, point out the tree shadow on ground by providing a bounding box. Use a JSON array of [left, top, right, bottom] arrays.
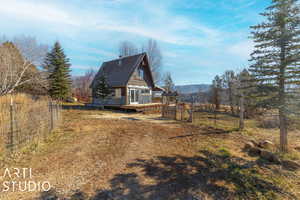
[[168, 126, 238, 140], [200, 126, 239, 135], [38, 150, 296, 200], [121, 117, 141, 121]]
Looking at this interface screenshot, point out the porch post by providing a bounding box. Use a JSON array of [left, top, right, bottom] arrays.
[[125, 87, 128, 105]]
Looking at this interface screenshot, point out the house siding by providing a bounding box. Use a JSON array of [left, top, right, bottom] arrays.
[[126, 60, 153, 105], [92, 87, 127, 106], [139, 94, 152, 104], [126, 86, 152, 105], [93, 97, 126, 105], [127, 62, 153, 88], [91, 53, 155, 106]]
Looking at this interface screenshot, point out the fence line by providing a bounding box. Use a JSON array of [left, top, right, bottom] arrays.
[[0, 100, 61, 153], [161, 103, 240, 129], [162, 105, 177, 120], [162, 103, 192, 121]]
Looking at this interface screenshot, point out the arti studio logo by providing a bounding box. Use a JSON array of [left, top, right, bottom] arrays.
[[0, 168, 51, 192]]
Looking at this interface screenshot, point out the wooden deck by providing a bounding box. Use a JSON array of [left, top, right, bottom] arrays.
[[62, 103, 163, 113], [109, 103, 163, 112]]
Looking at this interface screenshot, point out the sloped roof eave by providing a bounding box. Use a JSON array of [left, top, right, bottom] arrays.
[[91, 53, 155, 89]]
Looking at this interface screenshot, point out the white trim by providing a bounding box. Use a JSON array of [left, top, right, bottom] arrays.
[[129, 88, 139, 104], [127, 85, 150, 89]]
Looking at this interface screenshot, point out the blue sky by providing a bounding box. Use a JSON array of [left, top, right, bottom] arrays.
[[0, 0, 270, 84]]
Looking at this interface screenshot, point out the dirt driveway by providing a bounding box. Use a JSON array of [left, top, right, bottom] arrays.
[[85, 111, 177, 124], [1, 109, 299, 200]]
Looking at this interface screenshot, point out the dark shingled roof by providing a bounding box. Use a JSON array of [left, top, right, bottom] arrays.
[[91, 53, 153, 88]]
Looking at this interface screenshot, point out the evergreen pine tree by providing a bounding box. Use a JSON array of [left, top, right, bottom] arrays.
[[44, 42, 72, 100], [93, 74, 111, 102], [249, 0, 300, 152]]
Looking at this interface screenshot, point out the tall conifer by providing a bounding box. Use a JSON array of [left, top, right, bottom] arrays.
[[44, 42, 71, 100], [93, 74, 111, 100], [250, 0, 300, 152]]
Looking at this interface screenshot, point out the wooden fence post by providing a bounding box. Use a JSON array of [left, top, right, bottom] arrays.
[[181, 104, 183, 121], [189, 102, 194, 123], [50, 101, 54, 131], [8, 102, 14, 152], [214, 110, 217, 128], [175, 103, 178, 120], [239, 94, 245, 131]]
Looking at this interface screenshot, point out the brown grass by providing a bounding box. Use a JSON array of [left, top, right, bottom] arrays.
[[0, 109, 299, 199], [0, 94, 58, 154]]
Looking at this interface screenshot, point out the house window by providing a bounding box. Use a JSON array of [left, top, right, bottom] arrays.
[[115, 88, 121, 98], [141, 89, 150, 94], [138, 67, 144, 79], [111, 89, 116, 97]]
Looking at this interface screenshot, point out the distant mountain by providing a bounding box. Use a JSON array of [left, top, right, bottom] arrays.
[[175, 84, 211, 94]]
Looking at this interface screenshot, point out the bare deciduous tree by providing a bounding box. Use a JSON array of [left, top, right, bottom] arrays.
[[163, 72, 175, 93], [222, 70, 236, 115], [234, 69, 254, 130], [119, 39, 163, 84], [0, 36, 48, 96], [12, 35, 48, 66], [118, 41, 138, 57], [72, 69, 96, 102], [211, 75, 223, 110], [0, 42, 37, 95], [142, 39, 163, 83]]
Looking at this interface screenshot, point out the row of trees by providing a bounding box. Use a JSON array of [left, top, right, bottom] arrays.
[[0, 36, 72, 100], [210, 69, 254, 131], [249, 0, 300, 152], [0, 35, 168, 102], [209, 0, 300, 152], [210, 70, 254, 116]]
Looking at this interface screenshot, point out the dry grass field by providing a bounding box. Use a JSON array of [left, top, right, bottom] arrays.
[[0, 94, 58, 154], [0, 109, 299, 200], [0, 94, 43, 152]]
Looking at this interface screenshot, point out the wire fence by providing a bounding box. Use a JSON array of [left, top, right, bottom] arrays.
[[162, 103, 240, 130], [162, 103, 193, 122], [0, 99, 61, 153]]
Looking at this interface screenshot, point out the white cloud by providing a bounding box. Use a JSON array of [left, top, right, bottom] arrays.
[[0, 0, 258, 83], [71, 65, 98, 70], [0, 0, 223, 47], [0, 0, 80, 26], [227, 40, 253, 60]]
